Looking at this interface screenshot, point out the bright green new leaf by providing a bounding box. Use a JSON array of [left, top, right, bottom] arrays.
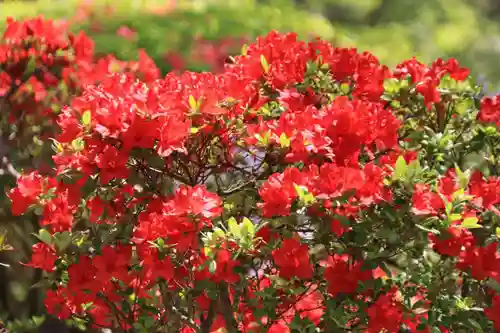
[[71, 138, 85, 152], [241, 44, 249, 56], [240, 217, 256, 239], [188, 95, 198, 110], [383, 78, 401, 94], [82, 110, 91, 126], [279, 132, 290, 148], [228, 217, 241, 239], [294, 184, 315, 206], [393, 156, 407, 180], [260, 54, 270, 73], [461, 217, 482, 229]]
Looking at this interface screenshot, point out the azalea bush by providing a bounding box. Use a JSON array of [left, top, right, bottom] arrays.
[[0, 15, 160, 184], [0, 16, 159, 327], [8, 27, 500, 333]]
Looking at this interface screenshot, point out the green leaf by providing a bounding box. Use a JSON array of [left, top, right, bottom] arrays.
[[383, 78, 401, 94], [36, 229, 52, 245], [339, 82, 350, 94], [208, 260, 217, 274], [461, 217, 481, 229], [496, 227, 500, 238], [293, 184, 315, 206], [50, 138, 63, 153], [54, 232, 72, 252], [260, 54, 270, 73], [241, 44, 249, 56], [279, 132, 290, 148], [255, 130, 271, 146], [188, 95, 198, 111], [82, 110, 91, 126], [24, 56, 37, 76], [228, 217, 241, 239], [455, 165, 470, 189], [0, 230, 12, 251], [71, 138, 85, 152], [406, 158, 421, 180], [240, 217, 256, 239], [393, 156, 408, 180], [415, 224, 440, 235], [466, 318, 483, 332], [213, 228, 225, 239]]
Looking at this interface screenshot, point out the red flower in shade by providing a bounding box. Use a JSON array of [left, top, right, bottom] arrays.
[[330, 218, 349, 237], [367, 288, 404, 333], [211, 248, 241, 284], [485, 295, 500, 331], [324, 254, 372, 296], [272, 238, 313, 280], [44, 288, 76, 320], [429, 226, 473, 257]]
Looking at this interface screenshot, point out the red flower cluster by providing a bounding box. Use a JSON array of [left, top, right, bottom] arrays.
[[0, 16, 160, 189], [7, 26, 500, 333]]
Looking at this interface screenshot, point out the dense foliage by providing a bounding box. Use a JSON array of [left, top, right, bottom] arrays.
[[0, 16, 160, 330], [4, 14, 500, 333]]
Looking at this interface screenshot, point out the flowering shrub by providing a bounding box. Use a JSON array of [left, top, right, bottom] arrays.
[[0, 16, 159, 180], [0, 16, 159, 328], [11, 30, 500, 332]]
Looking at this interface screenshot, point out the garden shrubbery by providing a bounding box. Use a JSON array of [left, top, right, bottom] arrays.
[[1, 11, 499, 333]]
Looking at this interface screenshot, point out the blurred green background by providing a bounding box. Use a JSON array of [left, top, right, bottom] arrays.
[[2, 0, 500, 88], [1, 0, 500, 331]]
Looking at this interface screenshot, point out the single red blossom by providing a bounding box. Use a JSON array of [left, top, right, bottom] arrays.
[[173, 185, 223, 219], [469, 172, 500, 214], [9, 171, 48, 216], [156, 116, 190, 157], [25, 242, 57, 272], [367, 288, 404, 333], [478, 95, 500, 127], [40, 192, 75, 232], [411, 184, 444, 216], [415, 77, 441, 109], [457, 242, 500, 283], [44, 288, 76, 320], [330, 218, 349, 237], [272, 238, 313, 280], [431, 58, 470, 81], [95, 145, 130, 184]]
